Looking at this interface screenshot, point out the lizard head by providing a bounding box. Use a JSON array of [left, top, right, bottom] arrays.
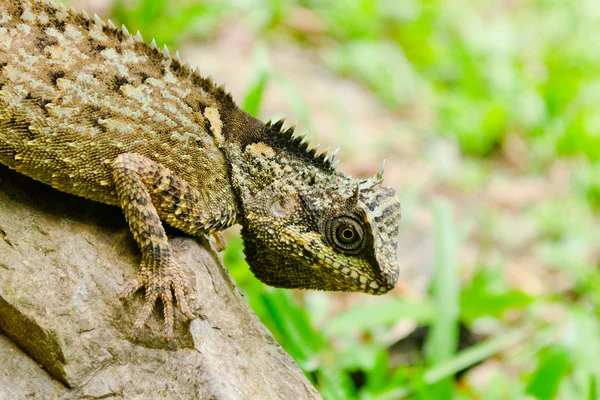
[[228, 120, 401, 294]]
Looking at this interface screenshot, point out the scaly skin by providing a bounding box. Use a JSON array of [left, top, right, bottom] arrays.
[[0, 0, 401, 340]]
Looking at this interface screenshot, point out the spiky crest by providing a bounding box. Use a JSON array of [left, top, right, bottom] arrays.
[[262, 119, 338, 172], [33, 0, 235, 107]]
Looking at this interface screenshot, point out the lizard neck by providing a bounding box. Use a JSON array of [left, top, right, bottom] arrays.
[[220, 106, 267, 148]]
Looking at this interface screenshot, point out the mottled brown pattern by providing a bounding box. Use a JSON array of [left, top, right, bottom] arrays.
[[0, 0, 240, 339], [0, 0, 235, 204], [0, 0, 402, 341]]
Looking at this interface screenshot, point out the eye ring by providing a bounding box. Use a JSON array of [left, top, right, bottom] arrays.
[[327, 216, 365, 254]]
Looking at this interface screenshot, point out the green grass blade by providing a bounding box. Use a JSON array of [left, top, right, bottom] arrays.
[[324, 298, 435, 337], [424, 200, 460, 396], [242, 44, 271, 117], [259, 289, 324, 367], [589, 375, 597, 400], [242, 71, 269, 117]]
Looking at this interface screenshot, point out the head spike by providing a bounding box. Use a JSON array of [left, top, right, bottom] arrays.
[[93, 14, 103, 26], [174, 50, 181, 63], [81, 10, 90, 20], [351, 184, 360, 204], [329, 147, 340, 163], [331, 159, 339, 169], [194, 66, 201, 76], [273, 119, 285, 131], [107, 19, 116, 30], [376, 159, 386, 181], [185, 60, 191, 70], [121, 24, 130, 37], [162, 44, 169, 57], [134, 30, 144, 43], [150, 39, 157, 50]]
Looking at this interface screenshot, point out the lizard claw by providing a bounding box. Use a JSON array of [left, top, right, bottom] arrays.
[[121, 257, 194, 341]]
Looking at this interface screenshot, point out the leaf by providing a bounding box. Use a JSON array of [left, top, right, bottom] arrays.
[[526, 347, 572, 400], [460, 268, 534, 324]]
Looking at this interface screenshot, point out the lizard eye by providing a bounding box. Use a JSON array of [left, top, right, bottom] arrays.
[[328, 216, 365, 253]]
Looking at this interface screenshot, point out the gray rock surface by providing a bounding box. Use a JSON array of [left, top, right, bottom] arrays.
[[0, 166, 320, 400]]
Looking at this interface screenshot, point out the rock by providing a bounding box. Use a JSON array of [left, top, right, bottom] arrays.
[[0, 166, 320, 399]]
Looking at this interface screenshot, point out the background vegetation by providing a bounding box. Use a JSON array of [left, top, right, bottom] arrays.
[[78, 0, 600, 398]]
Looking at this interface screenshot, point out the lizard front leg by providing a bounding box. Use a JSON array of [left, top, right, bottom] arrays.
[[112, 153, 235, 340]]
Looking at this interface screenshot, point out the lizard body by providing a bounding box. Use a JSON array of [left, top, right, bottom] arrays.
[[0, 0, 401, 340]]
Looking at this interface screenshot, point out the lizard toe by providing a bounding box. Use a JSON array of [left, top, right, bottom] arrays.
[[124, 257, 194, 339], [131, 285, 160, 338], [119, 275, 145, 301], [159, 288, 175, 340]]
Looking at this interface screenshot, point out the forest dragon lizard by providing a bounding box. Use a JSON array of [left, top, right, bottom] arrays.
[[0, 0, 401, 340]]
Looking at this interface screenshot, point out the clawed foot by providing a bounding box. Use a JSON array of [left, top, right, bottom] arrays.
[[120, 257, 194, 341]]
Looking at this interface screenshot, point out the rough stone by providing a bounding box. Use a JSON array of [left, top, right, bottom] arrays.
[[0, 165, 320, 400]]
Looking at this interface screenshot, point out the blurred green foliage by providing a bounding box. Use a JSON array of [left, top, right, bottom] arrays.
[[112, 0, 224, 46], [101, 0, 600, 398]]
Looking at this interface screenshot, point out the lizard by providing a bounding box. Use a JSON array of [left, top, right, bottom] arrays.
[[0, 0, 402, 340]]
